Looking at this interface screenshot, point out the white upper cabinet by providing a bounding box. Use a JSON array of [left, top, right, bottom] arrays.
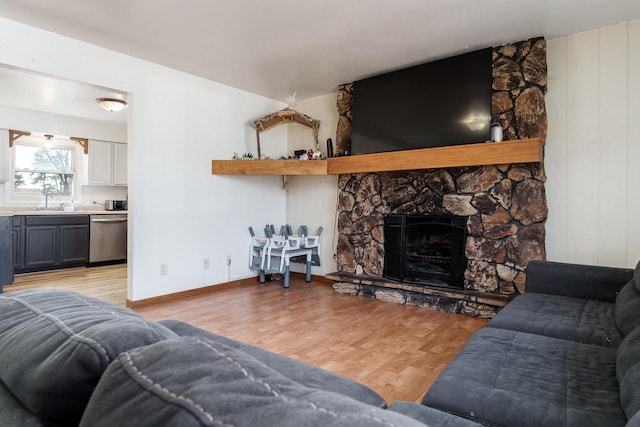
[[88, 140, 127, 186], [112, 142, 128, 186]]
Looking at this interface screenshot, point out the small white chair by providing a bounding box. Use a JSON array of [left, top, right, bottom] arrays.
[[252, 224, 313, 288]]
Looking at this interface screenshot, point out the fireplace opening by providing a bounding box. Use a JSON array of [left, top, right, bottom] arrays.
[[383, 214, 467, 289]]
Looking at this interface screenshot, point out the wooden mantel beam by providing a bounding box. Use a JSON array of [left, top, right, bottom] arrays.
[[212, 138, 543, 176]]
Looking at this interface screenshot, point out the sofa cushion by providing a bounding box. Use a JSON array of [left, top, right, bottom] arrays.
[[0, 289, 177, 426], [0, 380, 43, 427], [422, 327, 625, 427], [614, 262, 640, 336], [80, 337, 427, 427], [617, 325, 640, 421], [489, 292, 621, 347], [627, 411, 640, 427], [388, 401, 483, 426], [159, 319, 387, 409]]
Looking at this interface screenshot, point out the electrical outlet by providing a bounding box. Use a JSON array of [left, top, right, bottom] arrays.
[[160, 263, 168, 276], [203, 258, 210, 269], [226, 255, 232, 266]]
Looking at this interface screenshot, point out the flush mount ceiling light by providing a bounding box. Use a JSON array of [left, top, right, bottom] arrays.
[[96, 98, 127, 112]]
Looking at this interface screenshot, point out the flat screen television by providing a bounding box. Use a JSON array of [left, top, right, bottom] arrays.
[[350, 48, 492, 155]]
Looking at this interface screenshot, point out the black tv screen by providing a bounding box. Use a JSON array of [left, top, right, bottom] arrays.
[[350, 48, 492, 155]]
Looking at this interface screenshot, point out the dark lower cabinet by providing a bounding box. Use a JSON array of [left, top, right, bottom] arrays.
[[25, 226, 57, 269], [15, 215, 89, 274], [12, 216, 22, 270], [59, 225, 90, 265], [0, 217, 12, 288]]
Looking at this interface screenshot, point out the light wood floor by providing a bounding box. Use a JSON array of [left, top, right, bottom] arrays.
[[4, 264, 128, 306], [3, 265, 487, 404]]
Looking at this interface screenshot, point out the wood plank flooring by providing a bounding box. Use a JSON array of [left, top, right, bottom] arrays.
[[3, 265, 487, 404], [4, 264, 127, 306]]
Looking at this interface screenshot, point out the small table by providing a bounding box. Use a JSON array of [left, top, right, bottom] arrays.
[[259, 247, 313, 288]]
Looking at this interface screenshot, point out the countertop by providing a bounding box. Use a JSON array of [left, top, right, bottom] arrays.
[[0, 210, 127, 217]]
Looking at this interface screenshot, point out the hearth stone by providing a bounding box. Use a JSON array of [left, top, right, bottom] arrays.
[[443, 195, 477, 216], [511, 179, 548, 225], [465, 261, 499, 292], [490, 179, 513, 209], [329, 274, 511, 318], [515, 87, 547, 141], [457, 167, 503, 193], [492, 57, 524, 91], [522, 39, 548, 87], [375, 289, 406, 304]]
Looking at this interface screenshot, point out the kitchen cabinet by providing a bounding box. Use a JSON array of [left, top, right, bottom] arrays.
[[15, 215, 89, 274], [59, 224, 90, 265], [113, 142, 128, 185], [0, 217, 12, 287], [24, 225, 57, 269], [11, 216, 22, 271], [88, 140, 128, 186]]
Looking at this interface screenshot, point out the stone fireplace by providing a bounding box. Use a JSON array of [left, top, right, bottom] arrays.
[[328, 38, 548, 318]]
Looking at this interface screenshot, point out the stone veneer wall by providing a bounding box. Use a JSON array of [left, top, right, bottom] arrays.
[[333, 38, 548, 315]]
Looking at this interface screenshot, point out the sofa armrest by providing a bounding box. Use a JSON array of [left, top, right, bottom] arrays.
[[526, 260, 633, 302]]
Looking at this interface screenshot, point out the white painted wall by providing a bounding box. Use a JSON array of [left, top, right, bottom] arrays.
[[546, 19, 640, 268], [286, 94, 339, 275], [0, 17, 288, 300]]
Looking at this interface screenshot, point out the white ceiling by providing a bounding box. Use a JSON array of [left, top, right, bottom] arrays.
[[1, 0, 640, 115], [0, 66, 127, 124]]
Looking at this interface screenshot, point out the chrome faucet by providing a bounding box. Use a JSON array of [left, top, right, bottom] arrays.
[[45, 192, 52, 210]]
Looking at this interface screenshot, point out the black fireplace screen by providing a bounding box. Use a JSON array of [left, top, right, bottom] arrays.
[[383, 214, 467, 289]]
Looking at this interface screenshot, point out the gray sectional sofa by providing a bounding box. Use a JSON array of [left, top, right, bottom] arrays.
[[1, 259, 638, 426], [0, 288, 475, 427], [417, 260, 640, 427]]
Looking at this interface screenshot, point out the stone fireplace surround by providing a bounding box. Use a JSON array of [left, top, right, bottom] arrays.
[[328, 38, 548, 318]]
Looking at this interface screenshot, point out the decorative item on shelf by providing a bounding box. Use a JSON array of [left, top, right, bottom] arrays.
[[253, 101, 321, 160], [326, 138, 334, 157], [490, 123, 504, 142]]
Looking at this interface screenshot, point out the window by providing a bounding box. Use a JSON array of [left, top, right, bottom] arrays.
[[12, 137, 78, 198]]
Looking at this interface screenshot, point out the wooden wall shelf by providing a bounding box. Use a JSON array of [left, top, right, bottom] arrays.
[[211, 139, 542, 176], [211, 159, 327, 175]]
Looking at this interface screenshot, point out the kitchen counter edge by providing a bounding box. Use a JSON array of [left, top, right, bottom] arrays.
[[0, 211, 128, 217]]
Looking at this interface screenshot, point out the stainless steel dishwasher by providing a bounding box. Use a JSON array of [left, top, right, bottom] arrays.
[[89, 214, 127, 263]]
